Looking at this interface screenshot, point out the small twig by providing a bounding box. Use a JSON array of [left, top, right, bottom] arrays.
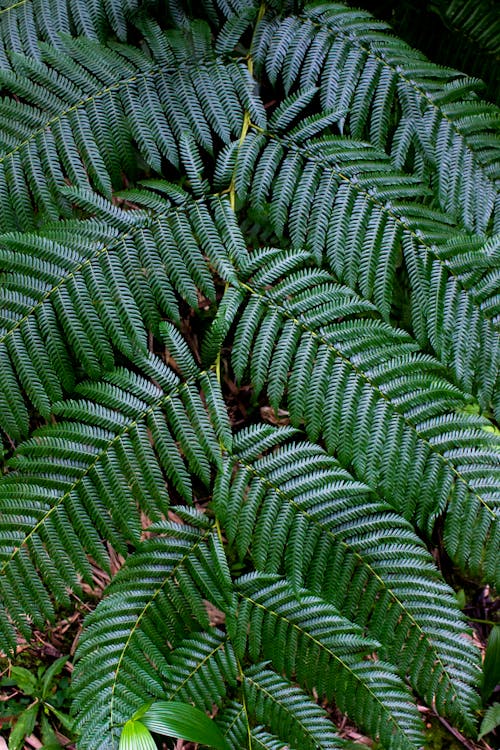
[[433, 712, 479, 750], [25, 734, 43, 749], [2, 431, 16, 452]]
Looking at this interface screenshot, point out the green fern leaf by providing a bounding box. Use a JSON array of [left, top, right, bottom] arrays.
[[73, 523, 228, 750], [0, 356, 228, 648], [0, 0, 144, 62], [227, 250, 500, 584], [242, 667, 346, 750], [215, 426, 481, 730], [0, 27, 265, 229], [230, 575, 424, 750], [0, 4, 497, 750], [224, 130, 500, 412], [250, 3, 500, 233], [0, 193, 241, 440]]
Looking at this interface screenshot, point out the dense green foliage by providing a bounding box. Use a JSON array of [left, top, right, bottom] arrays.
[[0, 1, 498, 748]]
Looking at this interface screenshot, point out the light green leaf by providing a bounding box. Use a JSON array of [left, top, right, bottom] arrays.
[[119, 719, 156, 750], [142, 701, 231, 750], [8, 704, 38, 750], [455, 589, 466, 610], [10, 667, 37, 696]]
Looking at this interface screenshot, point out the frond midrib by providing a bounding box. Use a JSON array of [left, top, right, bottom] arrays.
[[0, 50, 246, 168], [243, 674, 336, 748], [236, 275, 496, 520], [231, 451, 471, 713], [0, 373, 202, 576], [298, 8, 498, 180], [0, 196, 196, 347], [248, 123, 500, 333], [0, 0, 29, 18], [108, 526, 214, 730], [166, 636, 230, 701]]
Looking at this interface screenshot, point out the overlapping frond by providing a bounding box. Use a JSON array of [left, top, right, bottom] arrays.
[[217, 697, 339, 750], [69, 413, 484, 748], [240, 667, 346, 750], [433, 0, 500, 100], [73, 523, 233, 750], [167, 0, 262, 28], [219, 249, 500, 583], [0, 191, 243, 441], [218, 128, 500, 412], [250, 2, 500, 233], [161, 629, 238, 710], [0, 25, 264, 229], [72, 520, 348, 750], [231, 575, 424, 750], [215, 425, 481, 729], [0, 2, 497, 749], [72, 510, 350, 749], [352, 1, 500, 103], [0, 0, 143, 62], [0, 355, 228, 649]]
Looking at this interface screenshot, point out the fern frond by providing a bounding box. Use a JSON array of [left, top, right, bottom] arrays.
[[214, 425, 481, 729], [217, 701, 304, 750], [0, 0, 143, 62], [165, 0, 260, 33], [0, 356, 228, 648], [223, 251, 500, 584], [0, 192, 242, 441], [73, 523, 232, 750], [217, 686, 344, 750], [432, 0, 500, 101], [0, 28, 265, 229], [161, 629, 238, 711], [251, 3, 500, 233], [222, 130, 500, 410], [241, 667, 346, 750], [73, 522, 350, 750], [231, 574, 423, 750], [0, 4, 497, 749]]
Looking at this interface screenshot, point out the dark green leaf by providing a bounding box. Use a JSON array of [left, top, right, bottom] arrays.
[[482, 625, 500, 701], [10, 668, 37, 696], [478, 703, 500, 740]]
